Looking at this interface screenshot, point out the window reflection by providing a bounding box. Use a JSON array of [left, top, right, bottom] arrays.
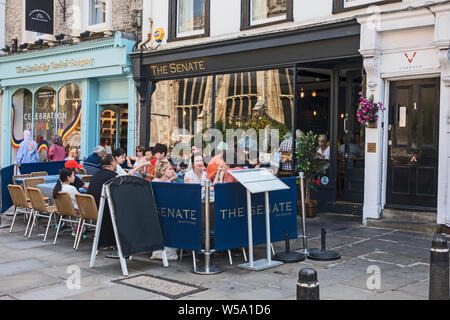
[[251, 0, 287, 25], [34, 86, 57, 144], [58, 83, 81, 154], [11, 88, 33, 163], [177, 0, 206, 36]]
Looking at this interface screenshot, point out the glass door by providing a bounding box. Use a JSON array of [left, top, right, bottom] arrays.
[[99, 104, 128, 153]]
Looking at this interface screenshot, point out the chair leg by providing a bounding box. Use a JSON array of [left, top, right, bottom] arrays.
[[76, 220, 85, 251], [43, 212, 54, 242], [53, 215, 63, 245], [73, 218, 82, 249], [24, 209, 34, 237], [28, 212, 38, 239], [9, 207, 18, 233]]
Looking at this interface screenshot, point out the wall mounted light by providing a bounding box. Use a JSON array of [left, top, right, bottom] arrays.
[[340, 113, 345, 119], [300, 87, 304, 99], [312, 91, 317, 97], [313, 110, 317, 116]]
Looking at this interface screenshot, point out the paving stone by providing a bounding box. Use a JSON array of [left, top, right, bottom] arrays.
[[0, 259, 48, 277], [367, 290, 426, 300], [64, 283, 161, 300], [398, 279, 430, 298], [320, 284, 375, 300], [0, 271, 62, 295], [0, 295, 16, 300]]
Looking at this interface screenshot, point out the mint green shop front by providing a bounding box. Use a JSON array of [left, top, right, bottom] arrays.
[[0, 32, 136, 166]]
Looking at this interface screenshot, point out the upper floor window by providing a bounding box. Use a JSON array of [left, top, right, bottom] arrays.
[[89, 0, 106, 26], [333, 0, 401, 13], [169, 0, 210, 41], [241, 0, 293, 30]]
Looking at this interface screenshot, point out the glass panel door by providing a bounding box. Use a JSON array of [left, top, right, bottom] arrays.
[[99, 104, 128, 154]]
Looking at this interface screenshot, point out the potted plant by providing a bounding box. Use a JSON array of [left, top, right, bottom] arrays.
[[356, 91, 385, 128], [295, 131, 328, 218]]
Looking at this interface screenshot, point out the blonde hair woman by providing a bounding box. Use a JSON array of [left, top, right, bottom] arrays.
[[152, 159, 174, 182]]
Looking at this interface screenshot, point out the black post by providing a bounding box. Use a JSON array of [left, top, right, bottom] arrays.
[[297, 268, 319, 300], [284, 230, 290, 253], [321, 228, 326, 251], [429, 234, 449, 300]]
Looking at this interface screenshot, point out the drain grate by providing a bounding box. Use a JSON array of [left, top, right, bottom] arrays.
[[113, 274, 208, 299]]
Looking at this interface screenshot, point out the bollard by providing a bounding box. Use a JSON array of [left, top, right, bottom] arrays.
[[297, 268, 319, 300], [429, 234, 449, 300]]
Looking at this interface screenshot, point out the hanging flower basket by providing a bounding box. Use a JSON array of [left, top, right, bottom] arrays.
[[356, 91, 385, 127]]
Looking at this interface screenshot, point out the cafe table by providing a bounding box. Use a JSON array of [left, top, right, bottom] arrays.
[[15, 174, 85, 185], [37, 182, 89, 204]]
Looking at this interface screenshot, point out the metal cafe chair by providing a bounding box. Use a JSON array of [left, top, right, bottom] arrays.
[[26, 187, 57, 242], [74, 194, 98, 251], [53, 192, 81, 248], [12, 174, 30, 185], [30, 171, 48, 177], [7, 184, 32, 233], [23, 177, 50, 202]]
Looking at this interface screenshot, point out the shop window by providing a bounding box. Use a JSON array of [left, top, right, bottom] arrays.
[[215, 68, 294, 172], [150, 76, 213, 151], [34, 86, 57, 144], [169, 0, 210, 41], [58, 83, 82, 153], [11, 88, 33, 163], [333, 0, 401, 13], [241, 0, 293, 30]]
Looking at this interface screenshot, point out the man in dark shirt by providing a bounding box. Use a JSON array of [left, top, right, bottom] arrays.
[[87, 154, 118, 253], [84, 146, 106, 175], [65, 160, 88, 191]]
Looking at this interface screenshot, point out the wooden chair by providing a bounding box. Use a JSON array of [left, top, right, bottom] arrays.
[[26, 187, 57, 242], [77, 168, 87, 175], [7, 185, 32, 233], [74, 194, 98, 250], [12, 174, 30, 185], [53, 192, 81, 248], [23, 177, 50, 202], [80, 175, 92, 183], [30, 171, 48, 177]]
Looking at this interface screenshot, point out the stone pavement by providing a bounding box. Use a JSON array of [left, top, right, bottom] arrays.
[[0, 209, 448, 300]]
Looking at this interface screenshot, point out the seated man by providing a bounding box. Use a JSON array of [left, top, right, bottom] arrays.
[[83, 146, 106, 175]]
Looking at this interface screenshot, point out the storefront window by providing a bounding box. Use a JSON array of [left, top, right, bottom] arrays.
[[58, 83, 82, 154], [34, 86, 57, 145], [250, 0, 287, 25], [215, 68, 294, 173], [11, 88, 33, 163], [151, 76, 213, 163]]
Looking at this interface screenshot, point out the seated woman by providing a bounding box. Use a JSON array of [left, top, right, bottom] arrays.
[[184, 153, 208, 184], [113, 148, 148, 176], [52, 168, 79, 210], [152, 159, 176, 182], [213, 152, 245, 184]]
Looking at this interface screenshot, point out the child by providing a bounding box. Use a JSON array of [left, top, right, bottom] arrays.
[[140, 147, 155, 181]]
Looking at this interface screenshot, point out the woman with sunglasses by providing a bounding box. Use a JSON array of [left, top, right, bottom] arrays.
[[126, 145, 146, 168]]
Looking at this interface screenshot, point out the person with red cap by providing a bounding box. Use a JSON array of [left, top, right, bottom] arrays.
[[65, 159, 88, 191]]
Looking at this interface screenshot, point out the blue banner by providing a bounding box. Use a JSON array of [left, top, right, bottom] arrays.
[[214, 177, 297, 251], [18, 161, 66, 175], [1, 165, 15, 213], [151, 182, 203, 251]]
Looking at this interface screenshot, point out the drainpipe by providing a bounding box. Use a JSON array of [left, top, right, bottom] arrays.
[[0, 0, 6, 54]]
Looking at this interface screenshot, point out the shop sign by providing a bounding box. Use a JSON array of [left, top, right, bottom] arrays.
[[25, 0, 54, 35], [149, 59, 207, 77], [16, 58, 94, 74]]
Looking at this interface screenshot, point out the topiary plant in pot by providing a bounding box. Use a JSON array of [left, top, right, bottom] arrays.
[[295, 131, 328, 217]]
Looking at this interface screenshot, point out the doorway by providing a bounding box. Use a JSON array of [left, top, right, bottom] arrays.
[[99, 104, 128, 153], [387, 78, 440, 210]]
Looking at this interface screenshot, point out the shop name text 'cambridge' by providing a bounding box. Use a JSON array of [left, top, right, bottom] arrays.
[[16, 58, 94, 73]]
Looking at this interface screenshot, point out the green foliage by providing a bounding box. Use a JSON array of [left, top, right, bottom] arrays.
[[295, 131, 327, 194]]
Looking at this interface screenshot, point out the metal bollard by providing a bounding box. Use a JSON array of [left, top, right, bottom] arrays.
[[429, 234, 449, 300], [297, 268, 319, 300]]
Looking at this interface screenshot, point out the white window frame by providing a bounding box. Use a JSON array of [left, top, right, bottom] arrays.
[[73, 0, 112, 34], [343, 0, 382, 8], [249, 0, 287, 26], [176, 0, 206, 38]]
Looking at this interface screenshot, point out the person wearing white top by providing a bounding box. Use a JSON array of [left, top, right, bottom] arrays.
[[184, 153, 209, 185], [52, 168, 79, 209], [113, 148, 149, 176], [316, 134, 330, 160]]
